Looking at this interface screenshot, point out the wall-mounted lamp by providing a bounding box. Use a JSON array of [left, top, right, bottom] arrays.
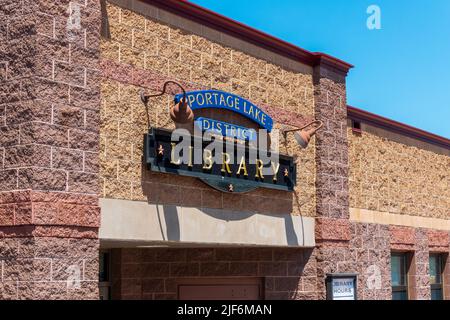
[[281, 120, 323, 149], [140, 80, 194, 129]]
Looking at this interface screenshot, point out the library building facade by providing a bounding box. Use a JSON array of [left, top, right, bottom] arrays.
[[0, 0, 449, 300]]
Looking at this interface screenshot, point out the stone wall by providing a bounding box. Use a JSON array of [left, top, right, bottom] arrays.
[[350, 222, 392, 300], [0, 0, 101, 299], [109, 227, 450, 300], [111, 247, 317, 300], [348, 128, 450, 220], [347, 118, 450, 300], [99, 1, 317, 217], [0, 237, 98, 299], [312, 61, 353, 299], [347, 124, 450, 299]]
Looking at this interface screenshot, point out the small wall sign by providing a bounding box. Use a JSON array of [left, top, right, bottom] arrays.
[[326, 274, 358, 300], [174, 90, 273, 132]]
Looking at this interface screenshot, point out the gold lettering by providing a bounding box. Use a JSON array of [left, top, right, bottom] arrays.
[[170, 143, 181, 165], [254, 108, 261, 121], [203, 149, 213, 170], [196, 93, 205, 106], [236, 127, 242, 139], [226, 95, 234, 108], [255, 159, 264, 179], [236, 156, 248, 176], [188, 95, 195, 105], [234, 97, 240, 110], [248, 105, 254, 118], [223, 123, 230, 135], [202, 119, 210, 130], [221, 153, 232, 174], [271, 162, 280, 181], [205, 92, 213, 105], [231, 127, 236, 137], [219, 93, 226, 106], [212, 93, 219, 105]]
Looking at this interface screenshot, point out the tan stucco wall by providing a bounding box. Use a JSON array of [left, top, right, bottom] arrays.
[[348, 125, 450, 220], [99, 2, 317, 217]]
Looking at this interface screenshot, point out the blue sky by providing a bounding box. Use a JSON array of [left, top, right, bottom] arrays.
[[189, 0, 450, 138]]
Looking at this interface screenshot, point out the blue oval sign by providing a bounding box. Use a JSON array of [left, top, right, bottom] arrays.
[[174, 90, 273, 132]]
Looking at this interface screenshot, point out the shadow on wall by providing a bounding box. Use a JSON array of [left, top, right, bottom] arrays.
[[156, 204, 180, 241], [154, 204, 304, 246], [100, 0, 111, 40], [140, 158, 308, 246]]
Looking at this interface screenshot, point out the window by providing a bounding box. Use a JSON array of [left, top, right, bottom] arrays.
[[429, 254, 444, 300], [351, 120, 362, 133], [391, 253, 408, 300]]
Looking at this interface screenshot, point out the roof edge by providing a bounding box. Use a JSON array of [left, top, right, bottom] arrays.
[[347, 105, 450, 149], [144, 0, 354, 73], [138, 2, 448, 149]]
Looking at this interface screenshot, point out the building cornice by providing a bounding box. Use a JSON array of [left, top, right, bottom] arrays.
[[143, 0, 354, 74], [347, 105, 450, 149]]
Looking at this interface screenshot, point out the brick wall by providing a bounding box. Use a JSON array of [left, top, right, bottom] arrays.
[[390, 226, 431, 300], [0, 0, 101, 299], [111, 247, 317, 300], [312, 62, 353, 299], [350, 222, 392, 299], [317, 221, 447, 301], [99, 2, 317, 217], [108, 229, 449, 301], [348, 128, 450, 220]]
